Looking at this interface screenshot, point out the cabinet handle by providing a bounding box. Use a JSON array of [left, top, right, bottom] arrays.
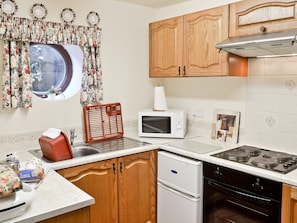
[[183, 66, 186, 75], [260, 26, 267, 33], [120, 162, 123, 173], [178, 66, 181, 76], [113, 163, 116, 174]]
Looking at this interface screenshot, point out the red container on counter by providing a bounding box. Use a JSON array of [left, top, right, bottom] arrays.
[[38, 132, 73, 162]]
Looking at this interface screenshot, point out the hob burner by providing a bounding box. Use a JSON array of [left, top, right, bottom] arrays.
[[251, 157, 278, 169], [263, 151, 292, 163], [223, 150, 250, 162], [212, 145, 297, 174], [238, 146, 261, 157]]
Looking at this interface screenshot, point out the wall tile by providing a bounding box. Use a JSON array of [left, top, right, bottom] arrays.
[[245, 56, 297, 153]]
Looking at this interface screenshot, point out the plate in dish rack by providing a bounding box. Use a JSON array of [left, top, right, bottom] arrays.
[[0, 0, 18, 16], [61, 8, 76, 24], [30, 3, 47, 20]]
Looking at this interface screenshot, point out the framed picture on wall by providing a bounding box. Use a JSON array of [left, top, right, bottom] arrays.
[[211, 110, 241, 143]]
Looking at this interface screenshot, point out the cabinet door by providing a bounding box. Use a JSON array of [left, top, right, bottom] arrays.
[[183, 5, 229, 76], [149, 17, 183, 77], [230, 0, 297, 37], [118, 151, 156, 223], [58, 159, 118, 223], [38, 207, 90, 223], [282, 184, 297, 223]]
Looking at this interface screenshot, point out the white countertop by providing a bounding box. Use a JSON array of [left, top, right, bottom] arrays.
[[3, 168, 94, 223], [3, 134, 297, 222], [159, 136, 297, 187], [0, 141, 158, 223]]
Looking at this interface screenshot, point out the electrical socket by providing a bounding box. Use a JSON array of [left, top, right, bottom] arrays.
[[191, 108, 204, 117]]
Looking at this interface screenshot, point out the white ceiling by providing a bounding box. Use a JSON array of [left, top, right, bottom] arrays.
[[116, 0, 191, 8]]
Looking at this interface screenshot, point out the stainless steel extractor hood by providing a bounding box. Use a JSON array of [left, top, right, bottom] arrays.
[[216, 29, 297, 58]]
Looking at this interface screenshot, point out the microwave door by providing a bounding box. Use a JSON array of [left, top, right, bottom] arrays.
[[142, 123, 168, 133], [142, 116, 171, 133]]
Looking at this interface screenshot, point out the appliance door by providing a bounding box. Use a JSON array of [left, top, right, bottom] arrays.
[[157, 182, 201, 223], [203, 177, 281, 223], [141, 116, 171, 133], [158, 151, 202, 197]]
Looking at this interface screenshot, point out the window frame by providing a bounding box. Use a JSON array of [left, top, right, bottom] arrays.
[[30, 43, 73, 98]]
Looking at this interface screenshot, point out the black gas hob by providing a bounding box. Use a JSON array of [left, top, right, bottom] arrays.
[[212, 145, 297, 174]]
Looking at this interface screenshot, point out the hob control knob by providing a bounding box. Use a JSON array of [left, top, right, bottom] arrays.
[[284, 163, 290, 168], [214, 167, 222, 178], [252, 178, 264, 192]]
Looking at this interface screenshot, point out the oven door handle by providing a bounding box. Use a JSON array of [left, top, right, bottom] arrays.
[[209, 180, 272, 204]]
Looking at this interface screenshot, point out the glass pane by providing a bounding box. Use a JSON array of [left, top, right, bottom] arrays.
[[30, 44, 66, 95]]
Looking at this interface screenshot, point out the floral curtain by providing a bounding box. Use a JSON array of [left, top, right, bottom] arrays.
[[81, 46, 103, 104], [2, 40, 32, 108], [0, 15, 103, 108]]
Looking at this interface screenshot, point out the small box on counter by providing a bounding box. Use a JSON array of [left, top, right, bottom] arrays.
[[18, 168, 44, 182], [39, 131, 73, 162], [18, 158, 45, 182]]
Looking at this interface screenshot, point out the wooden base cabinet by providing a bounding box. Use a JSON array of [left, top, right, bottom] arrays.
[[149, 5, 247, 77], [58, 151, 156, 223], [282, 183, 297, 223], [38, 207, 90, 223]]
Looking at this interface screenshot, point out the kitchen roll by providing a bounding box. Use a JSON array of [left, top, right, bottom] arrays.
[[154, 86, 167, 111]]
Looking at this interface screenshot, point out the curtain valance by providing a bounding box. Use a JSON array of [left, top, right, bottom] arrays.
[[0, 15, 101, 47]]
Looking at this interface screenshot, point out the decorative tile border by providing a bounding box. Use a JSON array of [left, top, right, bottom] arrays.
[[0, 118, 244, 154], [0, 126, 83, 153]]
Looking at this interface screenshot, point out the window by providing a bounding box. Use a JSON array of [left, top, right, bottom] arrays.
[[30, 43, 83, 100]]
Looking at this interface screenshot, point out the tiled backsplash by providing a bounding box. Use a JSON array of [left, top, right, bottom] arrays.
[[0, 122, 137, 154], [245, 57, 297, 153], [0, 127, 84, 154]]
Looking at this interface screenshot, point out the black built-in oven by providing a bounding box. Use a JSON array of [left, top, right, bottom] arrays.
[[203, 162, 282, 223]]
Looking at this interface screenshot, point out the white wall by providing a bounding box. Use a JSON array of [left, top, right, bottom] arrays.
[[4, 0, 241, 152], [0, 0, 157, 152]]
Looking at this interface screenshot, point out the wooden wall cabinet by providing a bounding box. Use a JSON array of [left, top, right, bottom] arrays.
[[229, 0, 297, 37], [149, 5, 247, 77], [149, 16, 183, 77], [58, 151, 156, 223], [282, 183, 297, 223]]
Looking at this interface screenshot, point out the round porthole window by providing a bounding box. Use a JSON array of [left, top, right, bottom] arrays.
[[30, 43, 83, 100]]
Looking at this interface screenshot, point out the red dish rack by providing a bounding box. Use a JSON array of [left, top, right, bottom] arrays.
[[83, 103, 124, 143]]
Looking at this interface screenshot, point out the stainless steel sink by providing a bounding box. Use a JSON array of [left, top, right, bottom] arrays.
[[29, 137, 150, 162], [28, 144, 101, 162], [72, 145, 100, 157]]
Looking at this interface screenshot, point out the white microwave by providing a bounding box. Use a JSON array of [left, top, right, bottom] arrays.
[[138, 109, 187, 138]]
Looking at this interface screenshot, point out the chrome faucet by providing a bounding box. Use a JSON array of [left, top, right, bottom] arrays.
[[70, 129, 77, 146]]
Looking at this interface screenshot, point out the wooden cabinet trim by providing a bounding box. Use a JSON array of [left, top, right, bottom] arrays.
[[236, 2, 297, 27], [230, 0, 297, 37], [281, 183, 297, 223]]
